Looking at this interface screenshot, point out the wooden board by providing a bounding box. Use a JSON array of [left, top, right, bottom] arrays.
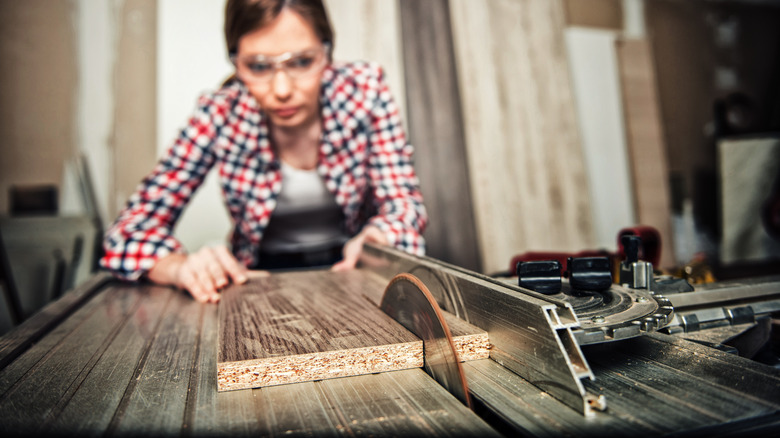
[[397, 0, 482, 272], [0, 278, 499, 436], [217, 270, 422, 391], [217, 270, 489, 391], [718, 137, 780, 264], [565, 28, 636, 249], [616, 38, 676, 268], [449, 0, 595, 274], [564, 0, 623, 30]]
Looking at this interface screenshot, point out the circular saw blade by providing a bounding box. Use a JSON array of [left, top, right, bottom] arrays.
[[380, 273, 472, 409]]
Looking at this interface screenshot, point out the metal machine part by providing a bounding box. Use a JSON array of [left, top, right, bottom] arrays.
[[361, 244, 779, 428], [509, 237, 675, 344], [556, 282, 675, 345], [619, 235, 654, 289], [553, 241, 677, 345], [662, 275, 780, 335], [380, 273, 472, 408], [499, 271, 675, 345], [361, 243, 607, 416]]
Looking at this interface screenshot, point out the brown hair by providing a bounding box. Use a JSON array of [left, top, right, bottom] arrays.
[[224, 0, 334, 56]]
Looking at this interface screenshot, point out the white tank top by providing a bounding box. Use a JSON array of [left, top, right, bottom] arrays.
[[260, 161, 349, 253]]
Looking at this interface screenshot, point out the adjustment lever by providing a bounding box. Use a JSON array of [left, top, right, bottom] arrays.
[[619, 235, 653, 289]]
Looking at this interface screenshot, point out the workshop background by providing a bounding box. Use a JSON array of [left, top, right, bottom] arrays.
[[2, 0, 780, 332]]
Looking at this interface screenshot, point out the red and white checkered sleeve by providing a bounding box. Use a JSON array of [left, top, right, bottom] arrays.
[[365, 65, 428, 255], [100, 93, 222, 281]]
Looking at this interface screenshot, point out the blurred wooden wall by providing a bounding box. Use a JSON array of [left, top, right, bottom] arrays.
[[332, 0, 599, 273], [326, 0, 603, 273], [449, 0, 594, 273], [0, 0, 78, 216], [398, 0, 481, 272]]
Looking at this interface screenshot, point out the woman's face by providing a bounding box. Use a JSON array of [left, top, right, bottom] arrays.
[[234, 9, 327, 131]]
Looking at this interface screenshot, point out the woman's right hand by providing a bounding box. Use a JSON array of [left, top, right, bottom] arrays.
[[147, 246, 262, 303]]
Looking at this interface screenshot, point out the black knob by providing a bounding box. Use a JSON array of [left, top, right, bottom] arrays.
[[517, 260, 562, 295], [567, 257, 612, 291]]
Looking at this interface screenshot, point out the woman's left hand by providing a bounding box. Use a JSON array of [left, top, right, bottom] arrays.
[[331, 225, 389, 271]]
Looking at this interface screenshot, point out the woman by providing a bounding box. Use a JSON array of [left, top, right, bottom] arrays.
[[101, 0, 427, 303]]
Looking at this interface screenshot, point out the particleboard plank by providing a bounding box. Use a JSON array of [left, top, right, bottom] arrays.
[[359, 269, 491, 362], [217, 270, 423, 391], [217, 269, 491, 391], [444, 311, 490, 361]]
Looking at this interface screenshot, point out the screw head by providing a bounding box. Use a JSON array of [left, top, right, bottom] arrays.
[[591, 316, 605, 324]]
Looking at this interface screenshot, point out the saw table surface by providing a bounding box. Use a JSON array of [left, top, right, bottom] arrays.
[[1, 270, 779, 436], [0, 273, 495, 437]]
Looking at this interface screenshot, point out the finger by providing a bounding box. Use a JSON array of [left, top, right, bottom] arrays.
[[179, 268, 212, 303], [213, 246, 249, 284], [187, 250, 227, 303], [187, 261, 222, 300], [331, 259, 353, 271], [207, 290, 221, 303], [192, 248, 228, 289], [332, 244, 360, 271], [246, 270, 271, 279]]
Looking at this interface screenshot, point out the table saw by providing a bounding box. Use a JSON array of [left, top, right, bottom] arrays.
[[0, 243, 778, 436]]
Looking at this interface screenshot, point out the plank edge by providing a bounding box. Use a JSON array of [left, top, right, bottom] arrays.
[[217, 340, 423, 391]]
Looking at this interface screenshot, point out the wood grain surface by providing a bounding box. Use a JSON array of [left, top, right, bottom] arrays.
[[397, 0, 482, 272], [217, 270, 422, 391], [0, 277, 498, 436], [217, 270, 490, 391], [616, 38, 676, 268], [4, 273, 779, 436], [449, 0, 595, 274]]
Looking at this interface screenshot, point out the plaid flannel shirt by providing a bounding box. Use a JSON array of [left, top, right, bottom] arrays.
[[101, 61, 427, 281]]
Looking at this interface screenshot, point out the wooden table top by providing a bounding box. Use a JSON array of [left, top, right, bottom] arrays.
[[0, 273, 497, 437], [4, 269, 779, 437]]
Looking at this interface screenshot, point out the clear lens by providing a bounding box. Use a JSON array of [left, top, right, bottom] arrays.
[[233, 45, 328, 83]]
